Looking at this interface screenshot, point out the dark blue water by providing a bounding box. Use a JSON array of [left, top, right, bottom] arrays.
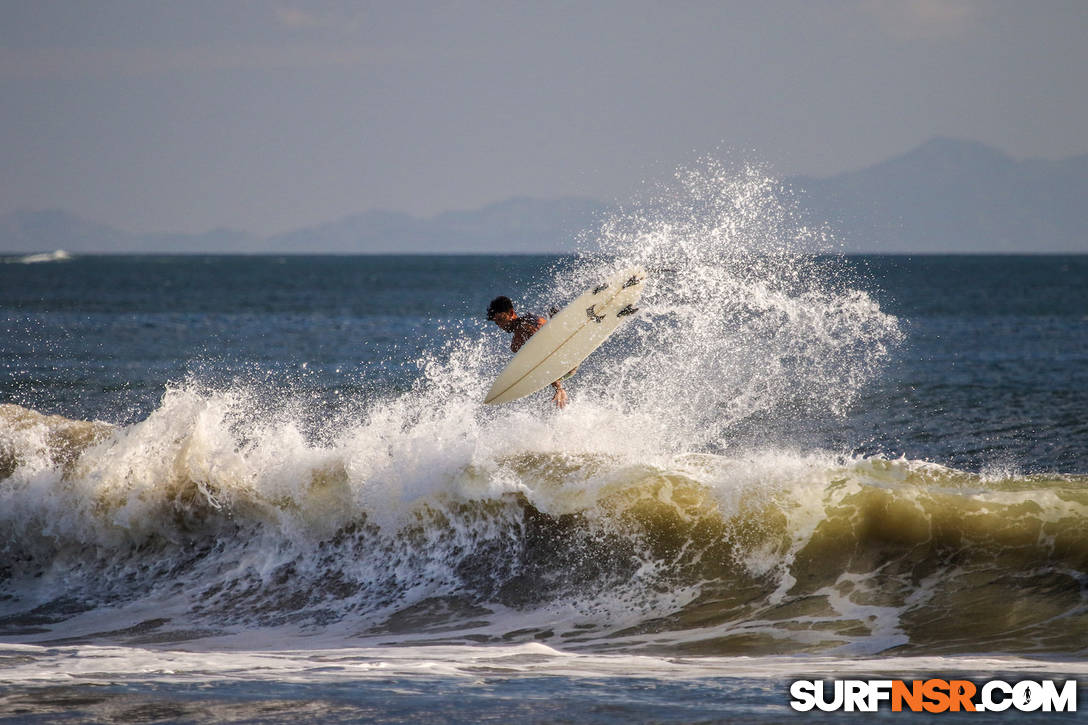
[[3, 254, 1086, 473], [846, 255, 1088, 472]]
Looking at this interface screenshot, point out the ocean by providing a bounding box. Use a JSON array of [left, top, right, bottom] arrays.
[[1, 170, 1086, 722]]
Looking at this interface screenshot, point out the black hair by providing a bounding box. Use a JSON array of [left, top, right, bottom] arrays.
[[486, 296, 514, 320]]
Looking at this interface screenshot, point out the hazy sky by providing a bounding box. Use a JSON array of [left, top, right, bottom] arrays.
[[2, 0, 1086, 235]]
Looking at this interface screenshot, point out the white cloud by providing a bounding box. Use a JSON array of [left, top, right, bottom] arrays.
[[272, 5, 366, 33], [859, 0, 978, 39], [275, 8, 326, 29]]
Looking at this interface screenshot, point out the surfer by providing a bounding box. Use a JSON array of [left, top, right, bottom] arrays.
[[487, 296, 570, 408]]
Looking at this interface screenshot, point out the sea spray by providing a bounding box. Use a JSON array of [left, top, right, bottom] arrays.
[[515, 158, 904, 452]]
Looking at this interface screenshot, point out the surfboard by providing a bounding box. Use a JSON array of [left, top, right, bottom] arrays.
[[483, 266, 647, 404]]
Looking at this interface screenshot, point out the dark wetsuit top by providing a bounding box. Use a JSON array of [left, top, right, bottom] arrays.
[[510, 314, 546, 353]]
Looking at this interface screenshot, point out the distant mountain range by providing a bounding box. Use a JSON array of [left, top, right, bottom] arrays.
[[790, 138, 1088, 253], [2, 139, 1085, 254], [0, 197, 604, 255]]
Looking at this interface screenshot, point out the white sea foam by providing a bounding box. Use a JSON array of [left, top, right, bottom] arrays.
[[2, 642, 1085, 687], [2, 249, 72, 264]]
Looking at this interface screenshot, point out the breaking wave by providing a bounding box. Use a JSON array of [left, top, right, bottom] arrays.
[[4, 162, 1082, 656]]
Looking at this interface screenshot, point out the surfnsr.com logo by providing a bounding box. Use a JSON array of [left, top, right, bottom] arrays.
[[789, 679, 1078, 713]]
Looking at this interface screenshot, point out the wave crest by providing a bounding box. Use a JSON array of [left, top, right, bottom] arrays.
[[2, 401, 1084, 655]]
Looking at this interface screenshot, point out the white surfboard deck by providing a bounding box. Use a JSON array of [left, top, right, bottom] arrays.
[[484, 266, 647, 405]]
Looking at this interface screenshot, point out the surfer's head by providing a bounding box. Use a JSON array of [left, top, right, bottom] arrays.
[[487, 296, 517, 331]]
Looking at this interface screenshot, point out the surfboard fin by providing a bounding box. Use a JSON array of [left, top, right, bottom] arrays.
[[616, 304, 639, 317], [586, 305, 606, 323], [622, 275, 643, 289], [593, 283, 609, 294]]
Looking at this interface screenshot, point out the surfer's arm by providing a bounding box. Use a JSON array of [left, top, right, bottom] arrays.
[[551, 379, 568, 409], [549, 364, 577, 408]]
